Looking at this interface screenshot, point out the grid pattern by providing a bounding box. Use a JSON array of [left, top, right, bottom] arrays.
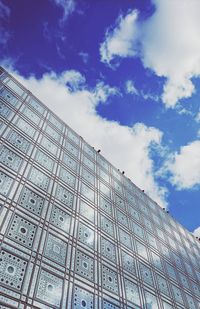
[[0, 66, 200, 309]]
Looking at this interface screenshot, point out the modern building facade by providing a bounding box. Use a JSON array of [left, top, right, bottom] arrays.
[[0, 66, 200, 309]]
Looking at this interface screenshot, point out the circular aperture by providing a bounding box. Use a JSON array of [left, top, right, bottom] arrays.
[[7, 265, 15, 274]]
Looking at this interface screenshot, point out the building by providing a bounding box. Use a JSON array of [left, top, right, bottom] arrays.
[[0, 66, 200, 309]]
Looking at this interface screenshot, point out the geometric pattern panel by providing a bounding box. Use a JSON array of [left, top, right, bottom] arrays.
[[73, 285, 94, 308], [0, 171, 13, 197], [139, 262, 154, 287], [15, 118, 36, 138], [49, 205, 71, 234], [100, 215, 114, 237], [0, 249, 27, 290], [44, 233, 67, 266], [59, 166, 76, 188], [28, 167, 50, 191], [34, 150, 54, 172], [65, 141, 79, 158], [0, 146, 22, 172], [102, 266, 119, 294], [121, 251, 136, 275], [6, 214, 37, 248], [55, 184, 74, 208], [99, 197, 112, 216], [77, 223, 94, 249], [6, 130, 31, 153], [18, 186, 45, 216], [0, 87, 19, 106], [124, 279, 141, 306], [36, 269, 63, 307], [101, 237, 116, 263], [75, 250, 94, 281], [62, 153, 78, 172]]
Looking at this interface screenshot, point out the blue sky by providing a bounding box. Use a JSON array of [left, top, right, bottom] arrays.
[[1, 0, 200, 235]]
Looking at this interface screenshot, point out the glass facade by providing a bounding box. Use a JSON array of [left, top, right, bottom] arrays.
[[0, 66, 200, 309]]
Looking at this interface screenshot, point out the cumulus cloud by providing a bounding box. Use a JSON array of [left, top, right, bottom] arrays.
[[94, 81, 120, 103], [100, 10, 139, 65], [100, 0, 200, 108], [164, 140, 200, 189], [125, 80, 138, 95], [52, 0, 75, 23], [4, 65, 167, 206]]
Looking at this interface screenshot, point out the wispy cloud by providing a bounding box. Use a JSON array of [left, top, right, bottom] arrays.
[[78, 51, 89, 64], [0, 0, 11, 45], [125, 80, 139, 95], [51, 0, 76, 24], [100, 0, 200, 109]]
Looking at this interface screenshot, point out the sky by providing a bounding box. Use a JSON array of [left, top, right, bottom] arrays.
[[0, 0, 200, 236]]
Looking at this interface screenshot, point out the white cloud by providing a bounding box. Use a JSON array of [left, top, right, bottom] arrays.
[[4, 65, 167, 207], [125, 80, 138, 95], [52, 0, 75, 23], [193, 227, 200, 238], [195, 111, 200, 123], [100, 0, 200, 108], [165, 140, 200, 189], [94, 81, 120, 103], [100, 10, 139, 64]]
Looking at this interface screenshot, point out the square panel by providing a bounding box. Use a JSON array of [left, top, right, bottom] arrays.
[[0, 87, 19, 106], [73, 286, 94, 308], [75, 250, 94, 281], [44, 233, 67, 265], [7, 214, 37, 248], [171, 284, 184, 305], [65, 140, 79, 157], [22, 106, 40, 125], [81, 183, 95, 202], [6, 130, 31, 153], [156, 274, 170, 296], [0, 249, 27, 290], [100, 215, 114, 237], [124, 279, 141, 306], [15, 118, 36, 138], [98, 156, 109, 171], [0, 102, 12, 118], [36, 269, 63, 307], [144, 291, 158, 309], [40, 136, 58, 156], [150, 251, 163, 271], [102, 265, 119, 294], [101, 237, 116, 262], [115, 194, 126, 211], [131, 221, 144, 240], [63, 152, 78, 172], [48, 114, 63, 131], [49, 205, 71, 233], [128, 206, 140, 222], [121, 251, 136, 275], [28, 167, 50, 191], [55, 184, 74, 208], [119, 228, 132, 250], [139, 262, 154, 287], [0, 146, 22, 172], [99, 197, 112, 216], [165, 262, 177, 281], [77, 222, 95, 249], [45, 124, 60, 142], [185, 293, 197, 309], [29, 97, 45, 114], [79, 201, 95, 222], [18, 186, 45, 216], [0, 171, 14, 196], [100, 182, 111, 199], [82, 168, 95, 186], [113, 180, 123, 195], [83, 156, 95, 172], [116, 209, 129, 229], [35, 149, 54, 172], [135, 240, 148, 260], [99, 169, 109, 183], [59, 166, 76, 188], [83, 143, 95, 159], [68, 130, 80, 145]]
